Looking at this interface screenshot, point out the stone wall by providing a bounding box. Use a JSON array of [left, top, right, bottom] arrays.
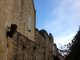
[[0, 0, 63, 60], [39, 30, 54, 52], [35, 29, 54, 60], [35, 28, 45, 47], [0, 0, 36, 60], [53, 43, 57, 56], [11, 0, 36, 41], [0, 0, 12, 59], [49, 33, 54, 51], [6, 29, 55, 60], [7, 31, 54, 60], [7, 31, 36, 60]]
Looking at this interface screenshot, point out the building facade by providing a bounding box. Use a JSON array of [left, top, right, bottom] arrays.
[[4, 28, 55, 60], [0, 0, 65, 60], [0, 0, 36, 60], [35, 28, 54, 60]]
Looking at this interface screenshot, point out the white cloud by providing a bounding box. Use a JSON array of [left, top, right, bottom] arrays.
[[50, 0, 80, 23], [54, 32, 76, 48], [43, 0, 80, 48]]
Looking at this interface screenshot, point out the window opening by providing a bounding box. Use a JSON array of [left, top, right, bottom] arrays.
[[28, 15, 31, 31], [23, 23, 25, 33]]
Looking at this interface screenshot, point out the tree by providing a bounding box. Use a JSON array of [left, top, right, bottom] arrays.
[[53, 55, 61, 60], [59, 27, 80, 60]]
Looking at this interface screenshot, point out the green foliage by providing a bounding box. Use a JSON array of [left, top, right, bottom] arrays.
[[65, 30, 80, 60]]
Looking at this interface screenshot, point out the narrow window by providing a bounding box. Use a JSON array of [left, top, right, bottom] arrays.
[[44, 52, 45, 60], [23, 23, 25, 33], [28, 15, 31, 31], [44, 52, 45, 56], [48, 57, 49, 60]]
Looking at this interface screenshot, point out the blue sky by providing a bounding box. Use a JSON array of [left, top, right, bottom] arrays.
[[33, 0, 80, 48]]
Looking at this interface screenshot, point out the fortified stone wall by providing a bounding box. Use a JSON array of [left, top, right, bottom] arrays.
[[0, 0, 36, 41], [0, 0, 36, 60], [35, 29, 54, 60], [0, 0, 13, 59], [39, 30, 53, 52], [7, 31, 54, 60], [0, 0, 62, 60], [53, 43, 57, 56], [35, 28, 45, 47], [49, 33, 54, 51], [36, 45, 45, 60], [7, 31, 36, 60], [11, 0, 36, 41]]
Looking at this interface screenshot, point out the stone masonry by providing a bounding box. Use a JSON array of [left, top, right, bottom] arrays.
[[0, 0, 63, 60], [0, 0, 36, 60], [6, 29, 54, 60], [35, 28, 54, 60], [7, 31, 36, 60]]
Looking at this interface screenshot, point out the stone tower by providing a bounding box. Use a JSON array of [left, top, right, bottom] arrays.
[[0, 0, 36, 60]]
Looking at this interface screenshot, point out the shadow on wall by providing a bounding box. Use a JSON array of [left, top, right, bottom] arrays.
[[7, 24, 17, 38]]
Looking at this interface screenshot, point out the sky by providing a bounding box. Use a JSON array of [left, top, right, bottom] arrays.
[[33, 0, 80, 48]]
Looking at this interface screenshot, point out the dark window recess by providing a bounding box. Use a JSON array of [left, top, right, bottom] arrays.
[[48, 57, 49, 60], [35, 34, 37, 36], [7, 24, 17, 38], [28, 30, 31, 32], [44, 52, 45, 54], [35, 31, 37, 33], [33, 46, 37, 50], [22, 45, 26, 49], [44, 52, 45, 57], [23, 23, 25, 32]]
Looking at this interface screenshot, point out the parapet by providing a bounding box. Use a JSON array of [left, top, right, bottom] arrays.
[[54, 43, 57, 48], [40, 29, 49, 39]]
